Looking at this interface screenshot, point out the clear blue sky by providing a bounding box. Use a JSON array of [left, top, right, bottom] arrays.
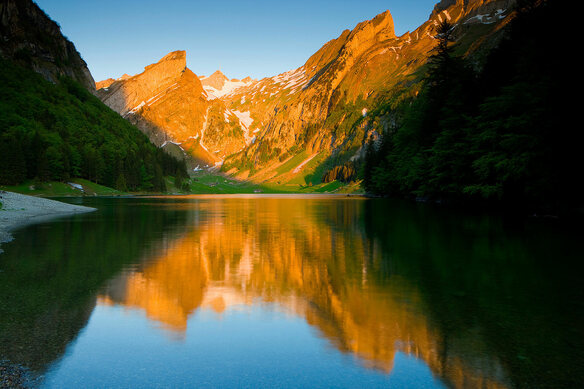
[[34, 0, 439, 82]]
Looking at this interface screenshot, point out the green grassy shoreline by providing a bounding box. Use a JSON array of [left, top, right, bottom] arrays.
[[1, 173, 363, 198]]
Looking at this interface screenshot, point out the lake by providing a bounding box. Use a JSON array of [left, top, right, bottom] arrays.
[[0, 195, 582, 388]]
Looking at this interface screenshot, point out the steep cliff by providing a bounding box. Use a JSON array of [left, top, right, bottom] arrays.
[[0, 0, 187, 191], [0, 0, 95, 91], [97, 52, 255, 167], [218, 0, 516, 183]]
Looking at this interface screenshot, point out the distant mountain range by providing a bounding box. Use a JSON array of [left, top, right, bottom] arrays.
[[94, 0, 516, 182], [2, 0, 517, 188]]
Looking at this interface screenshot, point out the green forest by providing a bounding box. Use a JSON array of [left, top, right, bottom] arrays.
[[363, 0, 576, 214], [0, 59, 188, 192]]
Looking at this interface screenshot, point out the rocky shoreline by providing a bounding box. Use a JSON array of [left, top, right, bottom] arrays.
[[0, 191, 96, 254], [0, 360, 36, 388]]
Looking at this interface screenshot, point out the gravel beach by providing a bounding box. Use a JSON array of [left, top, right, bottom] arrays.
[[0, 191, 96, 254], [0, 360, 36, 388]]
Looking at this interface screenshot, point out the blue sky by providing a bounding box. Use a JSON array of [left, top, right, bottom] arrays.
[[34, 0, 438, 82]]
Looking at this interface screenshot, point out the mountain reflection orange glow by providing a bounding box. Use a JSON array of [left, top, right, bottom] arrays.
[[98, 197, 509, 388]]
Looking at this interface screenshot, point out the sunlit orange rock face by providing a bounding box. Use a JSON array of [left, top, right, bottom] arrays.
[[219, 0, 515, 178], [96, 51, 249, 166], [99, 198, 510, 388], [94, 0, 514, 175], [200, 70, 230, 90]]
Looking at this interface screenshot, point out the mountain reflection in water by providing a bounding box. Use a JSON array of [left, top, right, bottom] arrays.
[[0, 196, 582, 388]]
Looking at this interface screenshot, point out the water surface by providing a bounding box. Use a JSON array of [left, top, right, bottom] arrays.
[[0, 196, 582, 388]]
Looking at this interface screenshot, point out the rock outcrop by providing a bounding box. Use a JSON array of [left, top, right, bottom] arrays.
[[95, 78, 116, 90], [0, 0, 95, 91], [97, 51, 253, 167]]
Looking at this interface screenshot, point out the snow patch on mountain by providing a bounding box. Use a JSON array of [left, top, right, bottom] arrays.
[[203, 79, 253, 100], [232, 110, 253, 129], [271, 67, 310, 92]]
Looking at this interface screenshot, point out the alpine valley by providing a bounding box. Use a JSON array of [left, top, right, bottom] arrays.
[[2, 0, 571, 209], [95, 0, 515, 187], [1, 1, 582, 388]]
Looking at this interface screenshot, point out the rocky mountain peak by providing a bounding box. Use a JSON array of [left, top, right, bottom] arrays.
[[303, 9, 396, 79], [372, 10, 395, 31], [96, 73, 132, 90], [97, 50, 192, 115], [348, 9, 396, 44], [210, 70, 227, 78], [96, 78, 115, 90], [144, 50, 186, 75], [201, 70, 229, 90], [157, 50, 186, 64]]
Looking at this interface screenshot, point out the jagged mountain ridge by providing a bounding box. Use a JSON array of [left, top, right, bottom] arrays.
[[96, 52, 257, 168], [96, 0, 516, 179], [220, 0, 516, 181]]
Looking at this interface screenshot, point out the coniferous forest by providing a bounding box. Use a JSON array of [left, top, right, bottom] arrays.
[[363, 0, 576, 214], [0, 59, 188, 191]]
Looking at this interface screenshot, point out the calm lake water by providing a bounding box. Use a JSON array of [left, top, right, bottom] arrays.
[[0, 195, 582, 388]]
